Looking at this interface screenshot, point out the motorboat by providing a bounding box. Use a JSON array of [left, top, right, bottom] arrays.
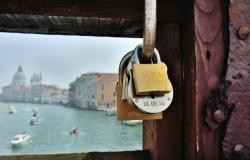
[[30, 116, 40, 125], [123, 120, 142, 126], [9, 106, 16, 114], [32, 108, 39, 117], [10, 133, 30, 146], [69, 127, 80, 134], [106, 108, 117, 116]]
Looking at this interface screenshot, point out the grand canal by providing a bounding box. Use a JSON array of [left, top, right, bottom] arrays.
[[0, 102, 142, 155]]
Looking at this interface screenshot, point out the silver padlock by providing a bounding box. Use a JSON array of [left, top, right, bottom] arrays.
[[125, 45, 173, 114], [118, 51, 132, 100]]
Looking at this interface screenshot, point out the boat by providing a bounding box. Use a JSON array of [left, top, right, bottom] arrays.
[[123, 120, 143, 126], [32, 108, 39, 117], [30, 116, 40, 125], [9, 106, 16, 114], [69, 127, 80, 134], [106, 108, 117, 116], [10, 133, 30, 146]]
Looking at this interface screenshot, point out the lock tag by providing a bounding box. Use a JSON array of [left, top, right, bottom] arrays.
[[132, 63, 171, 95], [116, 84, 163, 120], [127, 79, 173, 114]]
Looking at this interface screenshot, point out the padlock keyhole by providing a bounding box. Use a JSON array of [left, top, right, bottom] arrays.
[[150, 93, 156, 99]]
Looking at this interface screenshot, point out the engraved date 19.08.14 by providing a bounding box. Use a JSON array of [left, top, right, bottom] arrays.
[[143, 101, 165, 107]]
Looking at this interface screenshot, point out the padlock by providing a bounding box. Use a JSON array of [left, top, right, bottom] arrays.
[[132, 45, 172, 95], [125, 45, 173, 114], [116, 49, 162, 120]]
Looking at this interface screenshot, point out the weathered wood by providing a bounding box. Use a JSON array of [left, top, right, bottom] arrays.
[[222, 0, 250, 159], [144, 23, 183, 160], [0, 14, 142, 37], [194, 0, 226, 159], [0, 150, 150, 160], [0, 0, 181, 22], [0, 0, 182, 36], [182, 0, 196, 159]]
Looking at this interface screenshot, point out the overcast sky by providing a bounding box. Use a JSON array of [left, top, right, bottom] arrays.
[[0, 33, 141, 92]]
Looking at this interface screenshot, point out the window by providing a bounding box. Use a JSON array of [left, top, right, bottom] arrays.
[[0, 32, 142, 156]]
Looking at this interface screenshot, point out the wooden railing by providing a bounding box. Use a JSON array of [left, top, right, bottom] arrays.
[[0, 150, 150, 160]]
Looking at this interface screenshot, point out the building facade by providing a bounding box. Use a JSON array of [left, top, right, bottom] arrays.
[[69, 73, 117, 110]]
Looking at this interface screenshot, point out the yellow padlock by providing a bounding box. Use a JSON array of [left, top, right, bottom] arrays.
[[132, 63, 171, 96], [116, 51, 162, 120]]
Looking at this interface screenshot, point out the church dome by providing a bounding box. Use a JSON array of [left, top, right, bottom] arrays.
[[11, 66, 29, 87]]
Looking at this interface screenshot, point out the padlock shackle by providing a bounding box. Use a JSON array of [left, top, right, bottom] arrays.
[[133, 45, 161, 64], [142, 0, 157, 61], [118, 51, 132, 84]]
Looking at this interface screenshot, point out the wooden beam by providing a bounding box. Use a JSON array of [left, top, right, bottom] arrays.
[[0, 0, 182, 22], [0, 150, 150, 160], [0, 14, 142, 37], [0, 0, 182, 36]]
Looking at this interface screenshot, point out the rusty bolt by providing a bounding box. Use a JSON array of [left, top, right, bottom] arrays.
[[234, 144, 244, 155], [213, 109, 225, 124], [238, 26, 249, 40]]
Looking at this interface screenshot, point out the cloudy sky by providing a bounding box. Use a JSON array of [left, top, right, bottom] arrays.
[[0, 32, 141, 92]]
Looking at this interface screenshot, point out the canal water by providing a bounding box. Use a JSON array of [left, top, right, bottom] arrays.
[[0, 102, 142, 155]]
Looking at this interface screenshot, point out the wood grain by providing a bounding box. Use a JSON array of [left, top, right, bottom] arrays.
[[194, 0, 226, 159], [0, 14, 142, 37], [0, 0, 181, 22], [182, 1, 196, 159], [0, 0, 182, 36], [0, 150, 150, 160]]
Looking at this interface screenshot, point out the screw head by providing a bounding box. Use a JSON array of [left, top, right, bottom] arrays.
[[213, 109, 225, 124], [234, 144, 244, 155], [238, 26, 249, 40]]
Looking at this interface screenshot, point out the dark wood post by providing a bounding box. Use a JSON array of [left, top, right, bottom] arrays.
[[144, 23, 183, 160], [193, 0, 226, 159]]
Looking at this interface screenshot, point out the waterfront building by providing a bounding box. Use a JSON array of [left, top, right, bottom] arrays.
[[30, 73, 42, 86], [69, 73, 100, 109], [94, 74, 117, 109], [69, 73, 117, 110], [1, 66, 68, 104], [31, 84, 65, 104]]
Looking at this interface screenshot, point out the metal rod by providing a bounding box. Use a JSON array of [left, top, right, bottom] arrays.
[[142, 0, 156, 61]]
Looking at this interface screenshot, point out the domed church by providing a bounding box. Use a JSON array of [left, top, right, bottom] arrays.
[[2, 65, 31, 102], [11, 65, 29, 88]]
